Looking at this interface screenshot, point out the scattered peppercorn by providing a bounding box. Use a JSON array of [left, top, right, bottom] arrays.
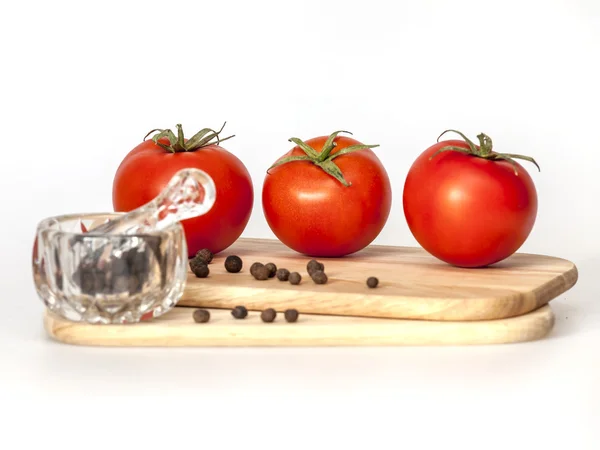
[[231, 305, 248, 319], [193, 309, 210, 323], [190, 259, 209, 278], [307, 259, 324, 275], [194, 248, 213, 265], [225, 255, 243, 273], [367, 276, 379, 288], [276, 268, 290, 281], [264, 263, 277, 278], [253, 265, 270, 280], [284, 309, 299, 322], [250, 262, 264, 277], [311, 270, 328, 284], [260, 308, 277, 323], [288, 272, 302, 285]]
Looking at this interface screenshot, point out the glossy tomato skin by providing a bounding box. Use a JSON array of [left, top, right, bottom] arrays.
[[262, 135, 392, 257], [402, 139, 537, 268], [112, 138, 253, 256]]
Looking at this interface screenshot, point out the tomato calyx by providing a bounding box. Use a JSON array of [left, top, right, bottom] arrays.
[[267, 130, 379, 186], [430, 129, 541, 175], [143, 122, 235, 153]]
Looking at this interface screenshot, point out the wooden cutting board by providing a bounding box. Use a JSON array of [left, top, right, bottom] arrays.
[[43, 304, 555, 347], [177, 238, 577, 321]]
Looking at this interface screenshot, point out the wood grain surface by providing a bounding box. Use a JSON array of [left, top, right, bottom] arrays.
[[177, 238, 578, 321], [43, 305, 556, 347]]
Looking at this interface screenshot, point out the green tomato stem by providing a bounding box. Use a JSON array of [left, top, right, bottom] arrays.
[[267, 130, 379, 186], [318, 130, 352, 161], [430, 129, 541, 176], [144, 122, 235, 153]]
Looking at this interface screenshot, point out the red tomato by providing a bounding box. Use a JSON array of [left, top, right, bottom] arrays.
[[262, 130, 392, 257], [402, 130, 539, 268], [112, 124, 253, 257]]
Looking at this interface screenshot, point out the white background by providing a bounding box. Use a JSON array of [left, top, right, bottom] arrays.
[[1, 0, 599, 449]]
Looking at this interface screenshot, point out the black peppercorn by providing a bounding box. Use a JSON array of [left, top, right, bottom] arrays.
[[127, 248, 148, 275], [225, 255, 243, 273], [79, 270, 95, 294], [307, 259, 324, 275], [128, 275, 141, 294], [284, 309, 299, 322], [250, 262, 264, 277], [276, 268, 290, 281], [260, 308, 277, 323], [144, 236, 162, 262], [92, 270, 106, 293], [288, 272, 301, 285], [231, 305, 248, 319], [193, 309, 210, 323], [264, 263, 277, 278], [110, 257, 128, 276], [190, 258, 209, 278], [253, 265, 270, 280], [367, 277, 379, 288], [194, 248, 213, 265], [112, 275, 129, 293], [310, 270, 328, 284]]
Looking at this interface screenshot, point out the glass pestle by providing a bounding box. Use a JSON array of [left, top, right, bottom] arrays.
[[90, 168, 217, 235]]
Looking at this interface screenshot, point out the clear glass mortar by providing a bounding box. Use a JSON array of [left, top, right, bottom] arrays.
[[32, 212, 188, 324]]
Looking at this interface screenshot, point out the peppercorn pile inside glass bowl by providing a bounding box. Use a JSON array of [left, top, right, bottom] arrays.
[[32, 212, 188, 324]]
